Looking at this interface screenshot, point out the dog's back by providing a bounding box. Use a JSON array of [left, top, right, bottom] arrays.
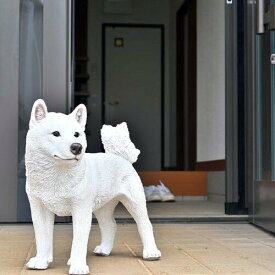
[[84, 152, 143, 210]]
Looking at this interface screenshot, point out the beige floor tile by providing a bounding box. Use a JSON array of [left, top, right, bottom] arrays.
[[146, 264, 214, 274], [0, 248, 30, 259], [176, 242, 224, 251], [2, 223, 275, 274], [257, 262, 275, 273], [0, 225, 33, 232], [142, 246, 200, 266], [167, 238, 212, 244], [206, 264, 274, 274], [0, 269, 22, 275], [0, 235, 33, 242], [185, 250, 251, 265], [87, 253, 148, 274], [24, 268, 68, 275], [0, 258, 27, 268]]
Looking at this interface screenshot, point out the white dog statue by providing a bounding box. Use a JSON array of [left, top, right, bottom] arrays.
[[25, 99, 161, 274]]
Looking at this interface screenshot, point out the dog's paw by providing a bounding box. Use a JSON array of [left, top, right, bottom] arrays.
[[69, 263, 89, 275], [26, 256, 49, 270], [143, 248, 161, 261], [47, 255, 53, 264], [93, 245, 111, 256]]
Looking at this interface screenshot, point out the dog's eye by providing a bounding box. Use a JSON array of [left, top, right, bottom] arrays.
[[74, 132, 80, 138], [52, 131, 61, 137]]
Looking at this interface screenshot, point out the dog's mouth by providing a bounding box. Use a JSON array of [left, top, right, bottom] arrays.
[[54, 155, 79, 161]]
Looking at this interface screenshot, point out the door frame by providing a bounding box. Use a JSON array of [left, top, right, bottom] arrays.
[[176, 0, 197, 171], [224, 0, 249, 215], [101, 23, 165, 170], [245, 0, 257, 224]]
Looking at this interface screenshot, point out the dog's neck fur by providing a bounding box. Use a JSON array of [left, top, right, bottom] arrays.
[[25, 144, 86, 198]]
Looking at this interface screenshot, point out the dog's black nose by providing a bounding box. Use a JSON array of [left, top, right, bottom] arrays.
[[70, 143, 83, 155]]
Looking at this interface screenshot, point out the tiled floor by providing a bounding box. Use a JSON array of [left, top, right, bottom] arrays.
[[1, 223, 275, 274]]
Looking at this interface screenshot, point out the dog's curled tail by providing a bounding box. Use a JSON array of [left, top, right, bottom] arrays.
[[101, 122, 140, 164]]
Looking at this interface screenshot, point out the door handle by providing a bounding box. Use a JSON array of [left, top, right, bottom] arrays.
[[107, 101, 119, 106], [257, 0, 275, 34]]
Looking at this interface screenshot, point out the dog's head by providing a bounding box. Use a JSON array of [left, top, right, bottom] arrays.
[[27, 99, 87, 162]]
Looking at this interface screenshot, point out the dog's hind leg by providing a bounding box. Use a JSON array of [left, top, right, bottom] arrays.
[[93, 200, 118, 256], [121, 181, 161, 261]]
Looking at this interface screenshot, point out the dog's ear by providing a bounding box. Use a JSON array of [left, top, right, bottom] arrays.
[[70, 104, 87, 129], [29, 99, 48, 129]]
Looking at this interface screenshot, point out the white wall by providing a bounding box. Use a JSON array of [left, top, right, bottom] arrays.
[[196, 0, 225, 162], [86, 0, 174, 167]]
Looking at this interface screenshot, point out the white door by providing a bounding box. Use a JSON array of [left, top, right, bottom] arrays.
[[104, 25, 163, 171]]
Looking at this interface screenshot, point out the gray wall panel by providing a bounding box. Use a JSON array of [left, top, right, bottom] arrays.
[[0, 0, 20, 222]]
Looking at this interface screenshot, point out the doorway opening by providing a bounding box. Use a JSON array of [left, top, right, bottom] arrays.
[[72, 0, 246, 220]]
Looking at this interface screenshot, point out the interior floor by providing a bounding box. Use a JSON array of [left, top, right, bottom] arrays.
[[113, 201, 248, 221]]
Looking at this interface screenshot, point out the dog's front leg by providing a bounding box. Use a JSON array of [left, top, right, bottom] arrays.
[[26, 195, 54, 269], [69, 204, 92, 275]]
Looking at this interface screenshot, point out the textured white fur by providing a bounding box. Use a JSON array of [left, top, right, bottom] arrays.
[[25, 99, 161, 274], [101, 122, 140, 164]]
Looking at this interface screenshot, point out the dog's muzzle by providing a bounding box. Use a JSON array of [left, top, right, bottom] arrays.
[[70, 143, 83, 155]]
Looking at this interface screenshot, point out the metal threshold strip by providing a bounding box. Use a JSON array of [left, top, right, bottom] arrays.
[[1, 215, 249, 225], [1, 216, 249, 226]]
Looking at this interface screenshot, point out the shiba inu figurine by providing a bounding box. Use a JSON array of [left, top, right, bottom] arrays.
[[25, 99, 161, 274]]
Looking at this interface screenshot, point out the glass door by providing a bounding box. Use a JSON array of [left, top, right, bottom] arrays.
[[17, 0, 72, 222], [253, 0, 275, 232], [18, 0, 43, 222]]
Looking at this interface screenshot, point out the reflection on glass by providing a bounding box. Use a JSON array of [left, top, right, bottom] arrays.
[[256, 36, 263, 180], [256, 22, 272, 182], [271, 30, 275, 180], [18, 0, 43, 221]]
